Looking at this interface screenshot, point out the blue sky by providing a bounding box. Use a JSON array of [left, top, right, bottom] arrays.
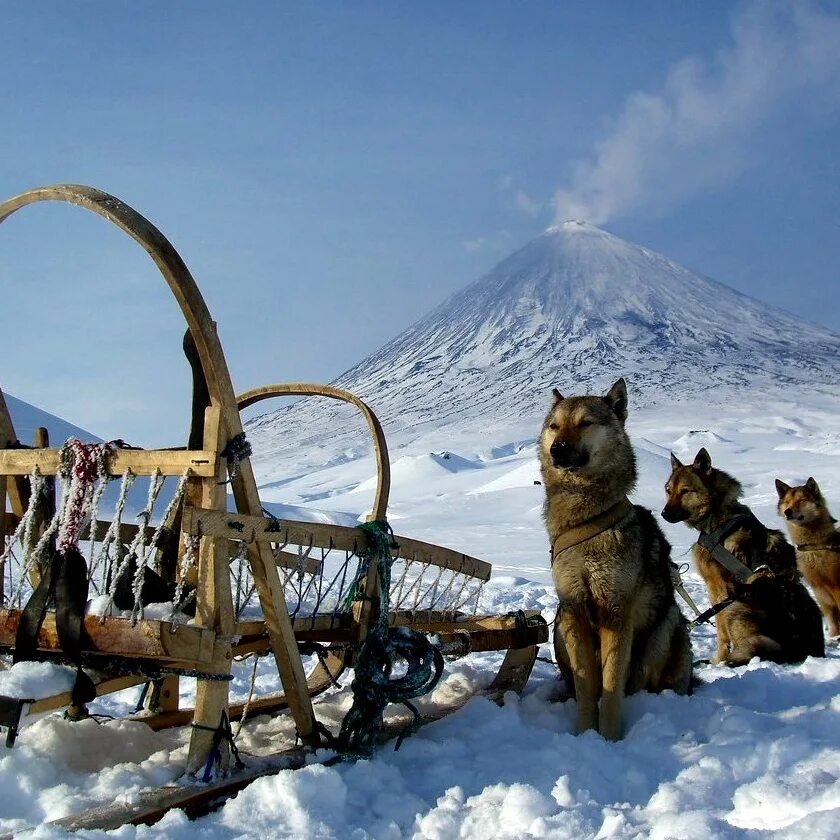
[[1, 1, 839, 443]]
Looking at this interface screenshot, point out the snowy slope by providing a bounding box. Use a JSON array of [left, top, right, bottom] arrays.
[[245, 222, 840, 470], [4, 391, 99, 446]]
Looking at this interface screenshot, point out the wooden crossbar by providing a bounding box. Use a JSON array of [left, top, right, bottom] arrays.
[[0, 448, 218, 478], [184, 507, 492, 581], [0, 610, 216, 664]]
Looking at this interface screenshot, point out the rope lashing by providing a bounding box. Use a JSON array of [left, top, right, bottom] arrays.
[[192, 712, 245, 782], [336, 521, 444, 758], [218, 432, 252, 485]]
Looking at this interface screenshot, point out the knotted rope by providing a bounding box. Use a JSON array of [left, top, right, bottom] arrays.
[[218, 433, 252, 485], [336, 521, 444, 757]]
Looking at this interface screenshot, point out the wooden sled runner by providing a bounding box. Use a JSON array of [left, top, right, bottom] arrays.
[[0, 184, 547, 828]]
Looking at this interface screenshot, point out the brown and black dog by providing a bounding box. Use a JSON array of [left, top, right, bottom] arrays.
[[776, 477, 840, 639], [541, 379, 692, 741], [663, 448, 823, 665]]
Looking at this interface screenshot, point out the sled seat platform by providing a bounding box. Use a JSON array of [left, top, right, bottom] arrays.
[[0, 610, 217, 667]]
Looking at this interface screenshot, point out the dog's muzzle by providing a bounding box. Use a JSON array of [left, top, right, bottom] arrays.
[[660, 505, 688, 523], [549, 440, 589, 470]]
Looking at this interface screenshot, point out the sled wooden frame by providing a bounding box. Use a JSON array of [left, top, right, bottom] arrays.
[[155, 383, 547, 726], [0, 184, 319, 770], [0, 186, 546, 829]]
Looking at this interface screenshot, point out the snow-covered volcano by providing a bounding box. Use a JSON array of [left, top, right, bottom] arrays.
[[246, 222, 840, 461]]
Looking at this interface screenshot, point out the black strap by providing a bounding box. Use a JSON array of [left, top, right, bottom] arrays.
[[15, 547, 96, 709], [689, 597, 736, 628], [697, 514, 764, 582]]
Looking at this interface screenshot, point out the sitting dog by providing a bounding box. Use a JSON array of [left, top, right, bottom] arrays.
[[541, 378, 692, 741], [663, 448, 823, 665], [776, 477, 840, 639]]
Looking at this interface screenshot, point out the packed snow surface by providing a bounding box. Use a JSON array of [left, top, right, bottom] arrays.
[[3, 394, 840, 839]]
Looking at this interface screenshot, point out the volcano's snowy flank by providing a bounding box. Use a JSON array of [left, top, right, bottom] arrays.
[[245, 222, 840, 462]]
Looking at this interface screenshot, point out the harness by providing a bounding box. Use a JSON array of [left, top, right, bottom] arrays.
[[550, 497, 634, 562], [691, 512, 778, 628], [696, 513, 764, 583], [550, 499, 701, 619]]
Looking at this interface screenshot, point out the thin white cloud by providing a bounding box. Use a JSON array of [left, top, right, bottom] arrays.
[[553, 0, 840, 225], [462, 236, 488, 252]]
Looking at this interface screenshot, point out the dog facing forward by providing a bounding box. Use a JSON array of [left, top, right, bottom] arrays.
[[541, 378, 692, 741], [776, 477, 840, 639], [663, 449, 824, 665]]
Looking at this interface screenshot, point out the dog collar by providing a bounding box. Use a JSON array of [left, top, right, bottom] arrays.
[[796, 540, 840, 552], [551, 497, 634, 561]]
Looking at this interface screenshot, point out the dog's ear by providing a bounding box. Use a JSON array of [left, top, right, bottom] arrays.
[[692, 447, 712, 474], [775, 478, 791, 499], [551, 388, 564, 404], [805, 476, 820, 495], [603, 378, 628, 422], [670, 452, 683, 471]]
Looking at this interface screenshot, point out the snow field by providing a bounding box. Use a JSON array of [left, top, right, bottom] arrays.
[[2, 394, 840, 837]]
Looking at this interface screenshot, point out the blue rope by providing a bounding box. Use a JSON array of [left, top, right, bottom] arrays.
[[336, 521, 444, 757]]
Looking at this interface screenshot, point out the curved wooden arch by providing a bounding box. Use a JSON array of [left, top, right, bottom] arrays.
[[0, 184, 319, 748], [0, 184, 232, 413], [237, 383, 391, 522]]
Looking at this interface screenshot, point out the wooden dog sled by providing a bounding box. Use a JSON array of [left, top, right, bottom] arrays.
[[0, 184, 547, 828]]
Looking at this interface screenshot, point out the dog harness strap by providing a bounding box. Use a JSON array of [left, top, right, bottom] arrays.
[[551, 497, 634, 560], [697, 515, 759, 582], [689, 596, 736, 628]]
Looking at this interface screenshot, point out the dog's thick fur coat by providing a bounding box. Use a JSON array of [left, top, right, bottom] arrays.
[[663, 449, 824, 665], [541, 379, 692, 741], [776, 476, 840, 638]]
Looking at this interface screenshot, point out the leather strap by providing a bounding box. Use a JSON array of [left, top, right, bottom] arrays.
[[15, 546, 96, 708], [697, 514, 764, 583], [551, 497, 634, 561]]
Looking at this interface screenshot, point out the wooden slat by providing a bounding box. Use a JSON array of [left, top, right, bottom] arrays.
[[28, 675, 147, 715], [236, 614, 353, 639], [185, 406, 236, 774], [135, 648, 349, 731], [0, 511, 19, 531], [185, 508, 492, 582], [0, 610, 216, 664], [0, 387, 27, 517], [0, 447, 219, 478]]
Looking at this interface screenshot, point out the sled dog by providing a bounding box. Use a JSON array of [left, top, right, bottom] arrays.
[[541, 378, 692, 741], [663, 449, 824, 665], [775, 476, 840, 639]]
